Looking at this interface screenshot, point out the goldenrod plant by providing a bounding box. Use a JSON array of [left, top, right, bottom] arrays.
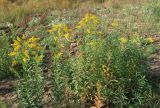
[[9, 35, 43, 63], [8, 35, 44, 108]]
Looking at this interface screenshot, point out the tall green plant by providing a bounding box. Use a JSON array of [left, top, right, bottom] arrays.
[[8, 35, 44, 108]]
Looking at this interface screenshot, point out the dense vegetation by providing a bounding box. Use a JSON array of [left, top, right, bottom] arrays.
[[0, 0, 160, 108]]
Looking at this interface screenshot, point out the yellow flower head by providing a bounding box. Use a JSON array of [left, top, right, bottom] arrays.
[[28, 36, 40, 43], [111, 20, 119, 28], [23, 58, 28, 63], [34, 55, 43, 63], [14, 45, 21, 51], [119, 37, 128, 44], [48, 24, 71, 33], [144, 37, 155, 43], [54, 52, 63, 59], [24, 50, 29, 58], [28, 43, 36, 49], [76, 13, 99, 29], [12, 40, 20, 46], [12, 60, 18, 66], [102, 64, 110, 78], [17, 36, 22, 42], [64, 33, 70, 38], [8, 51, 17, 56], [22, 34, 27, 39], [131, 33, 141, 45], [87, 29, 91, 34], [31, 51, 37, 55]]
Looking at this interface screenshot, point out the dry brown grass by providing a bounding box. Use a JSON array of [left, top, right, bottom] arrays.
[[103, 0, 147, 9], [0, 0, 148, 23], [0, 0, 101, 23], [0, 0, 69, 23]]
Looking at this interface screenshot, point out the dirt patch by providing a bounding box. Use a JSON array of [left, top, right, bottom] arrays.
[[0, 78, 18, 108]]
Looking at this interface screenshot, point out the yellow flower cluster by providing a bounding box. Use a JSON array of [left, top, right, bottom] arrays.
[[76, 13, 99, 30], [48, 23, 73, 53], [9, 35, 43, 65], [119, 35, 155, 46], [130, 33, 141, 45], [102, 65, 110, 78], [48, 24, 72, 41], [144, 37, 155, 44], [111, 20, 119, 28], [48, 24, 73, 59], [119, 37, 128, 44]]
